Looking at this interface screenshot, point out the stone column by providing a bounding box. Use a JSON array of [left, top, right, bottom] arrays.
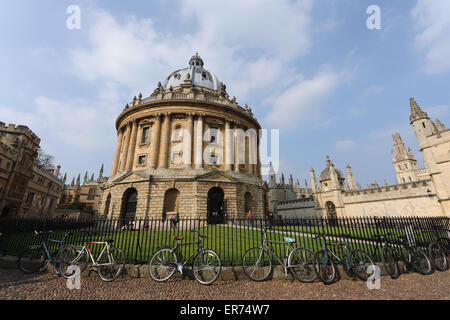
[[110, 128, 124, 176], [126, 120, 139, 171], [194, 114, 204, 169], [149, 114, 161, 168], [158, 113, 171, 168], [119, 123, 132, 173], [224, 120, 233, 171], [245, 135, 251, 174], [184, 113, 194, 168]]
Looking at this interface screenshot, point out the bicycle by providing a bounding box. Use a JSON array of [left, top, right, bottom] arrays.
[[59, 231, 126, 282], [148, 228, 221, 285], [427, 227, 449, 272], [313, 234, 375, 285], [17, 230, 72, 275], [242, 226, 317, 282], [397, 235, 433, 275], [373, 233, 400, 279]]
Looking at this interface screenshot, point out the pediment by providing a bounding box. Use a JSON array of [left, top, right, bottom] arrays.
[[196, 170, 238, 182], [113, 171, 149, 183]]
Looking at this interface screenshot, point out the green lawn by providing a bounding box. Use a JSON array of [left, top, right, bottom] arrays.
[[1, 224, 382, 265]]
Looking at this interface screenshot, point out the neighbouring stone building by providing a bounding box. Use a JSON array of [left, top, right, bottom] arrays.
[[56, 164, 108, 218], [270, 98, 449, 218], [0, 122, 64, 218], [98, 54, 266, 223]]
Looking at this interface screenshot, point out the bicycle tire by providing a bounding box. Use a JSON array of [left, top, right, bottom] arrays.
[[59, 245, 89, 278], [97, 247, 126, 282], [428, 242, 449, 272], [242, 247, 272, 282], [407, 247, 434, 275], [288, 247, 317, 283], [192, 249, 222, 285], [18, 245, 47, 274], [149, 248, 178, 282], [313, 249, 336, 285], [437, 237, 450, 256], [350, 250, 376, 281], [381, 246, 400, 279]]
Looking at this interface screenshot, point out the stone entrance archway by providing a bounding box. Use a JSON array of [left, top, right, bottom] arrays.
[[121, 188, 137, 224], [207, 187, 224, 225]]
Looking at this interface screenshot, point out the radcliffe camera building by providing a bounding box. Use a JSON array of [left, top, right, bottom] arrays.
[[99, 54, 266, 223]]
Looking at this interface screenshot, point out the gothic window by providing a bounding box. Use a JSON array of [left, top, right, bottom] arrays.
[[87, 188, 96, 200]]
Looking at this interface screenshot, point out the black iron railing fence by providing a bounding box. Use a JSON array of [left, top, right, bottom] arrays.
[[0, 216, 448, 266]]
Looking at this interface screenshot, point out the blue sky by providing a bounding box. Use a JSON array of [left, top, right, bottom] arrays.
[[1, 0, 449, 187]]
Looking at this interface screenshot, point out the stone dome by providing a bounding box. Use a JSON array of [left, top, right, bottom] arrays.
[[162, 53, 220, 91]]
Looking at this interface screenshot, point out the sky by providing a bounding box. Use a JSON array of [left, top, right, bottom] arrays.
[[0, 0, 449, 187]]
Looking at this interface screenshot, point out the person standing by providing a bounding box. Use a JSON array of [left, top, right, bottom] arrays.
[[247, 209, 254, 227]]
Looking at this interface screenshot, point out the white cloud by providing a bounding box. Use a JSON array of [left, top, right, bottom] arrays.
[[411, 0, 450, 74], [335, 140, 356, 151], [264, 69, 341, 129], [69, 1, 314, 101]]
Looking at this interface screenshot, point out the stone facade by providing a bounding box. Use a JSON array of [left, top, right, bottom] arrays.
[[271, 98, 449, 218], [0, 122, 64, 218], [99, 54, 266, 223], [57, 164, 107, 217]]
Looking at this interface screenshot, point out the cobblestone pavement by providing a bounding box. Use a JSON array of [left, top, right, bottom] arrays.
[[1, 264, 449, 300]]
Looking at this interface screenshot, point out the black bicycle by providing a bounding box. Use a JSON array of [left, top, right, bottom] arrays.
[[398, 235, 433, 275], [373, 233, 400, 279], [148, 228, 221, 285], [427, 227, 449, 272], [313, 234, 375, 285]]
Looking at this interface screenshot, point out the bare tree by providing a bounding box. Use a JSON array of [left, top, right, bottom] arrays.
[[35, 149, 55, 171]]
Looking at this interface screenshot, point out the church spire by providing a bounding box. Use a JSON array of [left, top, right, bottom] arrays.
[[409, 97, 429, 123]]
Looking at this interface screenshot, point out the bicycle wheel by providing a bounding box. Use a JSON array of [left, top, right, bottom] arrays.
[[381, 246, 400, 279], [192, 249, 222, 285], [288, 247, 317, 283], [242, 247, 272, 282], [437, 237, 450, 256], [149, 248, 178, 282], [18, 245, 47, 274], [59, 246, 89, 278], [407, 247, 433, 275], [428, 242, 449, 272], [313, 250, 336, 285], [97, 247, 126, 282], [350, 250, 376, 281]]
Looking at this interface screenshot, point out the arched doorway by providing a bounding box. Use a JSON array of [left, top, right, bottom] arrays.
[[121, 188, 137, 224], [325, 201, 337, 226], [207, 187, 224, 224], [244, 192, 253, 213]]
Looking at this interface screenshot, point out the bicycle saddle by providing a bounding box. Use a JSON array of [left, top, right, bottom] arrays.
[[173, 236, 184, 241], [284, 237, 296, 243]]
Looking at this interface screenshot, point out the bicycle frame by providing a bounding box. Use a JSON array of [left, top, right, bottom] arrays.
[[171, 235, 205, 266], [257, 229, 296, 275], [84, 241, 114, 266], [319, 238, 351, 268]]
